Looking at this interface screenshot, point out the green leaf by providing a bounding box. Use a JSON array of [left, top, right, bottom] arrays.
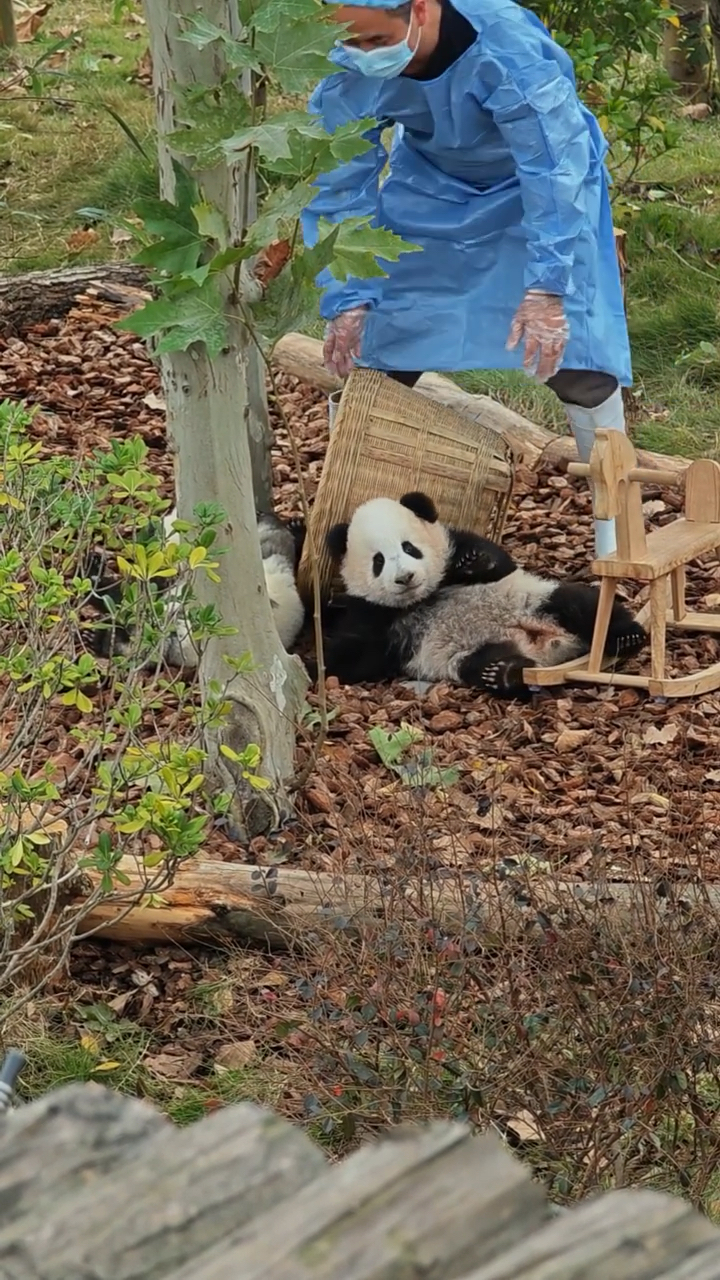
[[171, 84, 252, 167], [116, 279, 228, 358], [223, 113, 325, 163], [130, 197, 203, 277], [252, 267, 319, 348], [249, 0, 324, 32], [178, 14, 262, 71], [321, 216, 422, 282], [193, 201, 229, 243], [261, 131, 331, 180], [254, 20, 337, 94], [291, 225, 339, 283], [328, 118, 376, 165], [243, 183, 314, 253]]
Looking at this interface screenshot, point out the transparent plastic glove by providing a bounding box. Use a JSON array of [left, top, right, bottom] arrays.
[[323, 307, 368, 379], [506, 291, 570, 384]]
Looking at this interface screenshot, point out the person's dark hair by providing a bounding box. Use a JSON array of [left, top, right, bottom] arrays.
[[385, 1, 413, 15]]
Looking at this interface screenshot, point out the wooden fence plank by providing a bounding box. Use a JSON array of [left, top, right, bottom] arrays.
[[0, 1082, 168, 1228], [168, 1125, 551, 1280], [460, 1186, 720, 1280], [0, 1100, 325, 1280]]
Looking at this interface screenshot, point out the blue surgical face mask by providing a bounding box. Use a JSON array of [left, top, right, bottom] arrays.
[[331, 14, 421, 79]]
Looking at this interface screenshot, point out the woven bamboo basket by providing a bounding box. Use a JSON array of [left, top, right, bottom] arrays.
[[297, 368, 515, 602]]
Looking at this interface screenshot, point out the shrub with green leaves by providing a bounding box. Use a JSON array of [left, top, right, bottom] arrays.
[[524, 0, 680, 181], [0, 398, 266, 1010]]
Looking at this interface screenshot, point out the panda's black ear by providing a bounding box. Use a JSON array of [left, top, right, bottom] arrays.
[[400, 491, 438, 524], [326, 522, 349, 559]]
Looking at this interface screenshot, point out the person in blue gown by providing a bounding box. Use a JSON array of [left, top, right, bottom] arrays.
[[301, 0, 632, 557]]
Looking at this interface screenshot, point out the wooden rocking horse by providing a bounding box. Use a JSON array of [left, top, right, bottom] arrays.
[[524, 428, 720, 699]]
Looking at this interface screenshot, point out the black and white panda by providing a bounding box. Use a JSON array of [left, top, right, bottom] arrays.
[[87, 507, 306, 668], [321, 490, 646, 698]]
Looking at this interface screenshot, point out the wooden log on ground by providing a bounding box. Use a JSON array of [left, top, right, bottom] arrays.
[[2, 1083, 720, 1279], [272, 332, 692, 475], [0, 1095, 325, 1280], [77, 855, 720, 951], [539, 433, 691, 478], [0, 263, 152, 336]]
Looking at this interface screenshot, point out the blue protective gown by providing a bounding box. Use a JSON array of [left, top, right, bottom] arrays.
[[301, 0, 632, 385]]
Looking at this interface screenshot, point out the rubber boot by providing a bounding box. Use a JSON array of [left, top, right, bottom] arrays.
[[564, 387, 626, 558], [328, 390, 341, 433]]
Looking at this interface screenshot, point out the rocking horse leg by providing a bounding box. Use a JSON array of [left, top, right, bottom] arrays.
[[670, 566, 687, 622], [588, 579, 617, 673], [649, 578, 668, 682]]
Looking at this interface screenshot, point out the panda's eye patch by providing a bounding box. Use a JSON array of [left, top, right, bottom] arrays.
[[372, 552, 385, 577], [401, 541, 423, 559]]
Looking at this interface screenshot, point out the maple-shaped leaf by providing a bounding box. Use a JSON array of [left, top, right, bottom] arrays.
[[327, 118, 377, 165], [116, 279, 228, 358], [171, 84, 252, 167], [178, 14, 261, 71], [252, 267, 319, 349], [243, 182, 314, 254], [254, 20, 337, 94], [319, 216, 422, 281], [131, 198, 203, 277], [223, 112, 326, 163], [249, 0, 324, 31]]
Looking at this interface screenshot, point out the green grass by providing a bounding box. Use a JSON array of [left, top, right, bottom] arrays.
[[1, 0, 156, 272]]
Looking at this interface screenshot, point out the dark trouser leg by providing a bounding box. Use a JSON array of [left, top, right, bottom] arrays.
[[386, 370, 424, 388]]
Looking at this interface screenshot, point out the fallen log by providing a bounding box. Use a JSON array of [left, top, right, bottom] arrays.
[[0, 263, 152, 336], [78, 854, 720, 951], [272, 331, 692, 475]]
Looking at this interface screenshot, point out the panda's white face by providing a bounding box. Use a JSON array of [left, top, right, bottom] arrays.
[[340, 497, 450, 607]]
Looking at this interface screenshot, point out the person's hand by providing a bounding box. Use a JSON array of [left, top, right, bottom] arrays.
[[506, 291, 569, 383], [323, 307, 368, 378]]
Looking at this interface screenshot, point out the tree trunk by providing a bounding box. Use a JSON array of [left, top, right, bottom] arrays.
[[0, 0, 16, 46], [663, 0, 710, 100], [0, 263, 152, 336], [143, 0, 308, 836], [145, 0, 274, 514], [709, 0, 720, 90]]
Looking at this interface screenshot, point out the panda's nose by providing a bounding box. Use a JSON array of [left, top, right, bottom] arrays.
[[395, 571, 414, 587]]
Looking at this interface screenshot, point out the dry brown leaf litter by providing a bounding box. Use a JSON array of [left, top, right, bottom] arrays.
[[2, 294, 720, 892]]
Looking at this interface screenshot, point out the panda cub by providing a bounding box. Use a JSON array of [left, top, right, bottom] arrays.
[[88, 507, 306, 668], [322, 490, 646, 698]]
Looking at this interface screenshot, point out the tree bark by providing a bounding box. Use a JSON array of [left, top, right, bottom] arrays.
[[709, 0, 720, 89], [663, 0, 711, 100], [0, 0, 16, 47], [0, 263, 152, 336], [143, 0, 308, 836]]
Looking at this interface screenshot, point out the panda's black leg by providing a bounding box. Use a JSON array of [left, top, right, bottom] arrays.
[[457, 641, 534, 700], [541, 583, 647, 659], [286, 517, 307, 570]]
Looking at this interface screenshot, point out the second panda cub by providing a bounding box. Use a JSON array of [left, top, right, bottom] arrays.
[[323, 490, 646, 698]]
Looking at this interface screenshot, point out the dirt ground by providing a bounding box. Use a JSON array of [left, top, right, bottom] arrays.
[[3, 293, 720, 1139]]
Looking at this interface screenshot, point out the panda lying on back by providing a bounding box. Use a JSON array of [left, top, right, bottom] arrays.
[[322, 491, 646, 698]]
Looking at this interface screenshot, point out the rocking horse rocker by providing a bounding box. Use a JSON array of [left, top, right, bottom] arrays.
[[525, 428, 720, 699]]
